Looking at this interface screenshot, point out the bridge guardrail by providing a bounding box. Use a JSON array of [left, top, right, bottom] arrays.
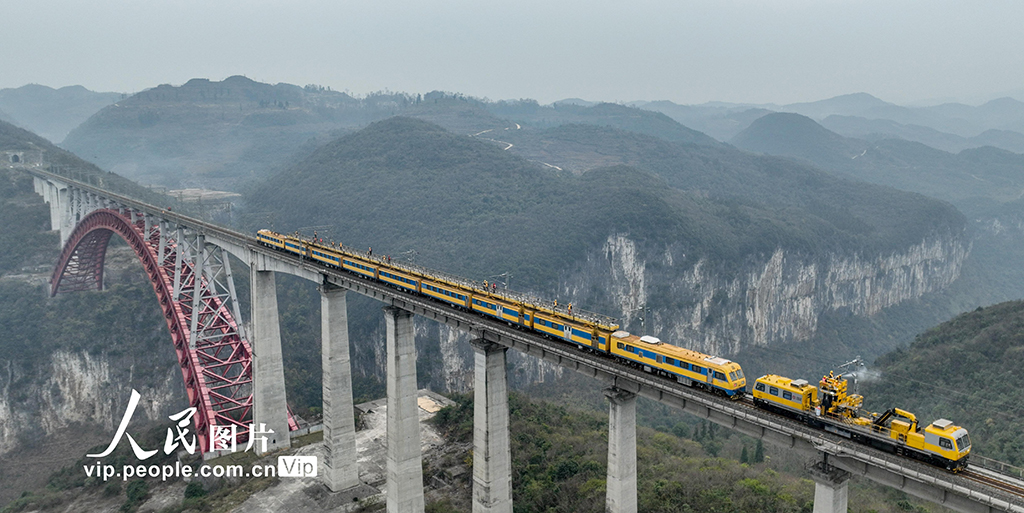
[[974, 455, 1024, 481]]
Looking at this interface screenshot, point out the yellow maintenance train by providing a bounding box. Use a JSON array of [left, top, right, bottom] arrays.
[[256, 229, 748, 397], [753, 372, 970, 471]]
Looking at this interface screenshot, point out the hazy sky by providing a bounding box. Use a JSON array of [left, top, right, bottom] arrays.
[[4, 0, 1022, 105]]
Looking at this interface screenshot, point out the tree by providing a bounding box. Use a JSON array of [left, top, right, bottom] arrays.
[[753, 440, 765, 463]]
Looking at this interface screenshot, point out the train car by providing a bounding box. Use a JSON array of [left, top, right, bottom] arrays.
[[752, 374, 819, 415], [309, 246, 342, 268], [260, 229, 747, 395], [379, 267, 421, 293], [530, 311, 582, 346], [471, 294, 528, 325], [341, 256, 378, 279], [256, 229, 286, 250], [257, 227, 973, 473], [752, 373, 970, 471], [279, 234, 308, 258], [610, 331, 746, 397], [420, 278, 471, 309]]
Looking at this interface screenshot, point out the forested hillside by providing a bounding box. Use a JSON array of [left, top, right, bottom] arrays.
[[0, 120, 169, 205], [0, 162, 183, 504], [247, 117, 961, 281], [731, 112, 1024, 206], [862, 300, 1024, 466], [60, 77, 724, 191]]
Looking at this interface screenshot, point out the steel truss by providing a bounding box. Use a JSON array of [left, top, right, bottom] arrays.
[[51, 208, 261, 453]]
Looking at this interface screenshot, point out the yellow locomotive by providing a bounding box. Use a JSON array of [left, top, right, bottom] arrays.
[[753, 372, 970, 471], [256, 229, 747, 398]]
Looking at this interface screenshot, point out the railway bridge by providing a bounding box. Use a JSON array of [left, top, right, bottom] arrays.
[[19, 164, 1024, 513]]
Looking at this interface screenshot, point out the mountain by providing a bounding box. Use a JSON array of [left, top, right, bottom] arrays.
[[62, 77, 720, 191], [731, 112, 1024, 205], [862, 300, 1024, 466], [639, 93, 1024, 147], [730, 112, 1024, 315], [0, 84, 120, 143], [730, 112, 863, 169], [243, 117, 968, 389], [632, 100, 772, 141], [0, 120, 185, 502], [532, 102, 720, 146], [61, 76, 371, 190], [782, 92, 899, 119], [552, 98, 597, 107], [822, 115, 1024, 154], [0, 119, 168, 204]]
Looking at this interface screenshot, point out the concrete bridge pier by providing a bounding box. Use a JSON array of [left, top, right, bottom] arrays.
[[250, 269, 292, 454], [810, 454, 851, 513], [605, 387, 637, 513], [384, 306, 425, 513], [320, 285, 359, 491], [470, 339, 512, 513]]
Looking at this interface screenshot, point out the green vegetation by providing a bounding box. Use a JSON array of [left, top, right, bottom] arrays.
[[431, 393, 815, 513], [862, 300, 1024, 466], [244, 117, 961, 291], [430, 392, 945, 513], [732, 112, 1024, 207], [0, 167, 56, 274], [0, 119, 171, 205], [502, 122, 963, 256]]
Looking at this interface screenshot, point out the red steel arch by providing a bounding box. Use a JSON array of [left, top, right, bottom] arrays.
[[51, 208, 257, 454]]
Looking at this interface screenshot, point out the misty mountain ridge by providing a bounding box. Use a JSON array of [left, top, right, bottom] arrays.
[[781, 92, 898, 119], [821, 115, 1024, 154], [61, 76, 718, 191], [731, 112, 1024, 206], [638, 93, 1024, 154], [729, 111, 1024, 308], [0, 84, 121, 143], [552, 98, 598, 107]]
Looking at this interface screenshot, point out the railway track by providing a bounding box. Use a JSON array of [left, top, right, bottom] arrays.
[[962, 469, 1024, 500]]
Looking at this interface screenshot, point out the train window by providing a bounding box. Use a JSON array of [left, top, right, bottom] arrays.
[[769, 387, 779, 396], [665, 357, 676, 366], [625, 345, 635, 353], [680, 362, 689, 370], [939, 438, 953, 450], [714, 371, 726, 380], [692, 365, 702, 374], [729, 371, 737, 381], [956, 435, 970, 450], [617, 342, 624, 349], [783, 391, 793, 401], [755, 383, 765, 392]]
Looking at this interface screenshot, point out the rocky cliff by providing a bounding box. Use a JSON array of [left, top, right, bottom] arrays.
[[0, 349, 186, 457], [568, 230, 969, 358], [338, 227, 970, 395]]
